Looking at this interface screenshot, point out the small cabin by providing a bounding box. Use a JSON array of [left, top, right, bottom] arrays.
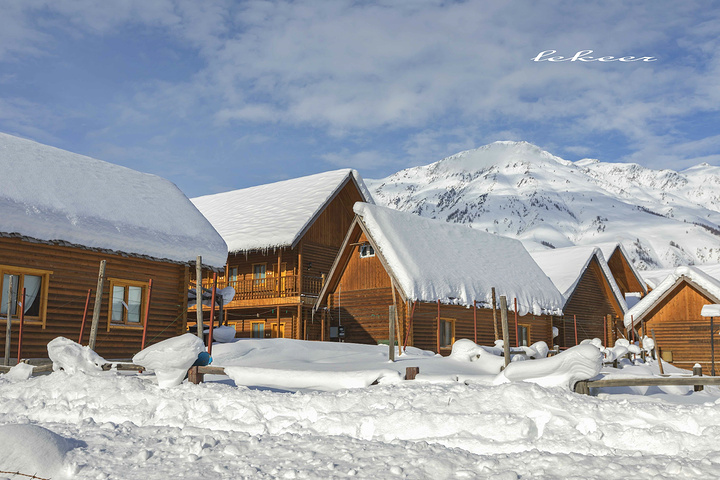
[[0, 133, 227, 360], [314, 203, 565, 354], [191, 169, 372, 340], [531, 246, 627, 348], [626, 265, 720, 371]]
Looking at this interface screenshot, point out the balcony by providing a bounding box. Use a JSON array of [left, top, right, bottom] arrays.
[[197, 275, 324, 304]]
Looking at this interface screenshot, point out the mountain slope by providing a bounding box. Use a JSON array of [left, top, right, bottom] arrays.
[[367, 141, 720, 270]]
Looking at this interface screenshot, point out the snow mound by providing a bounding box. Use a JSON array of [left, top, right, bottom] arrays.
[[495, 344, 602, 390], [204, 325, 236, 343], [449, 339, 505, 373], [47, 337, 106, 374], [132, 333, 205, 388], [0, 424, 83, 479], [4, 362, 34, 380], [224, 366, 402, 391]]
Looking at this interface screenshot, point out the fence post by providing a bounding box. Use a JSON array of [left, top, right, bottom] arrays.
[[88, 260, 106, 351], [405, 366, 419, 380], [693, 364, 703, 392], [500, 296, 510, 368], [4, 276, 13, 366]]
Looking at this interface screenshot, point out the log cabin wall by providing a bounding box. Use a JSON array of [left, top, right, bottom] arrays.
[[559, 257, 622, 348], [607, 249, 646, 297], [640, 280, 718, 370], [0, 237, 187, 360]]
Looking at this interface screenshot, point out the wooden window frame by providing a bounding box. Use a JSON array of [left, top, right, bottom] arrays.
[[518, 324, 531, 347], [251, 321, 265, 338], [359, 244, 375, 258], [439, 317, 455, 349], [0, 264, 52, 329], [270, 322, 286, 339], [252, 263, 267, 279], [107, 278, 148, 330]]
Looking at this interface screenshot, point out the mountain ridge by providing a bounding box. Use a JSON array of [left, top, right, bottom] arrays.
[[367, 141, 720, 270]]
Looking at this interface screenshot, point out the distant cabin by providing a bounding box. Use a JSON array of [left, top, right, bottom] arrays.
[[531, 246, 627, 348], [314, 203, 565, 354], [0, 133, 227, 360], [191, 169, 372, 340], [628, 265, 720, 371], [597, 243, 648, 302]]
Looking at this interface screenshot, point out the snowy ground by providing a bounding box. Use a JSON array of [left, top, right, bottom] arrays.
[[2, 338, 720, 480]]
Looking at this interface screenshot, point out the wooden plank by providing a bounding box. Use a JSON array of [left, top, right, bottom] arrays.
[[578, 376, 720, 389]]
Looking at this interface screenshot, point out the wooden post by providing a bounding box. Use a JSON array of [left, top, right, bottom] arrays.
[[603, 314, 608, 348], [573, 315, 578, 345], [651, 328, 664, 375], [140, 279, 153, 350], [389, 305, 395, 362], [299, 304, 304, 341], [321, 308, 326, 342], [492, 287, 499, 341], [4, 276, 13, 366], [500, 296, 510, 368], [275, 307, 281, 339], [405, 366, 419, 380], [693, 364, 704, 392], [402, 301, 416, 351], [207, 273, 216, 353], [390, 279, 402, 353], [78, 289, 91, 344], [436, 299, 441, 353], [277, 249, 282, 297], [16, 288, 25, 364], [473, 300, 478, 344], [514, 298, 519, 347], [195, 256, 204, 343], [188, 366, 203, 384], [89, 260, 106, 351], [711, 316, 716, 377]]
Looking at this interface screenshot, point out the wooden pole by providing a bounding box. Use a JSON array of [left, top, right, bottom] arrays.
[[574, 315, 578, 345], [388, 305, 395, 362], [500, 296, 510, 367], [88, 260, 106, 351], [603, 314, 608, 348], [492, 287, 499, 341], [195, 256, 204, 343], [140, 279, 153, 350], [390, 279, 402, 353], [275, 307, 281, 339], [473, 300, 477, 344], [17, 288, 25, 364], [78, 289, 91, 344], [651, 328, 664, 375], [402, 301, 416, 351], [4, 276, 12, 366], [514, 298, 519, 347], [711, 316, 716, 377], [208, 273, 217, 354], [694, 364, 704, 392], [436, 299, 441, 353], [405, 366, 419, 380]]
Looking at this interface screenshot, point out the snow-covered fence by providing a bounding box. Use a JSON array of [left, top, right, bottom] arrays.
[[574, 369, 720, 395]]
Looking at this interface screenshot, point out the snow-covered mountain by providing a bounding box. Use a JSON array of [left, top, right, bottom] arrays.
[[367, 141, 720, 270]]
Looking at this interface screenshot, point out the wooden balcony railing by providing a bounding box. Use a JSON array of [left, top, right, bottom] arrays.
[[195, 275, 324, 303]]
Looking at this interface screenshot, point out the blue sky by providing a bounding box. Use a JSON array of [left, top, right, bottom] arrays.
[[1, 1, 719, 197]]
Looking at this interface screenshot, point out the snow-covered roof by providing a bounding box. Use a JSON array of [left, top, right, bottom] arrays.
[[625, 266, 720, 327], [192, 169, 373, 253], [0, 133, 228, 267], [641, 263, 720, 290], [530, 246, 627, 313], [595, 242, 648, 294], [349, 203, 564, 315]]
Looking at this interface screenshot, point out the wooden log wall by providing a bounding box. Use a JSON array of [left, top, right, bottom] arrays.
[[560, 258, 621, 347], [0, 237, 187, 359], [607, 249, 646, 297]]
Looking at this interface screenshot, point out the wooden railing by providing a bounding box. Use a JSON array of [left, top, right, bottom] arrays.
[[196, 275, 324, 302]]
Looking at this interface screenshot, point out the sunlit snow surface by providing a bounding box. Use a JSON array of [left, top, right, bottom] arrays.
[[1, 338, 720, 479]]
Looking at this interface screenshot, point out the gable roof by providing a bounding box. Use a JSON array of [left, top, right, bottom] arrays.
[[596, 242, 648, 294], [625, 266, 720, 327], [641, 263, 720, 290], [0, 133, 227, 267], [530, 245, 627, 314], [192, 169, 373, 253], [318, 203, 564, 316]]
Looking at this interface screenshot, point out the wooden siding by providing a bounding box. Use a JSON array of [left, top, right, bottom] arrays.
[[607, 248, 646, 297], [559, 258, 623, 348], [303, 180, 364, 247], [640, 280, 720, 370], [0, 237, 187, 360]]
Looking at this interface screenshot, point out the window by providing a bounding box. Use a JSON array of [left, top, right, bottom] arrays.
[[228, 266, 238, 283], [270, 322, 286, 338], [518, 325, 530, 346], [359, 244, 375, 258], [251, 321, 265, 338], [439, 318, 455, 348], [108, 278, 148, 328], [0, 265, 52, 326], [253, 264, 266, 279]]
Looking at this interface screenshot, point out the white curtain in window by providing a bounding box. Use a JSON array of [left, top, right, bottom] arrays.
[[22, 275, 41, 314], [112, 286, 125, 322], [127, 286, 142, 323]]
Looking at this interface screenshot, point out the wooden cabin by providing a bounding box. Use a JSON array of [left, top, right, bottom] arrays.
[[191, 169, 372, 340], [0, 133, 227, 360], [597, 243, 648, 302], [313, 203, 565, 354], [626, 265, 720, 371], [531, 246, 627, 348]]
